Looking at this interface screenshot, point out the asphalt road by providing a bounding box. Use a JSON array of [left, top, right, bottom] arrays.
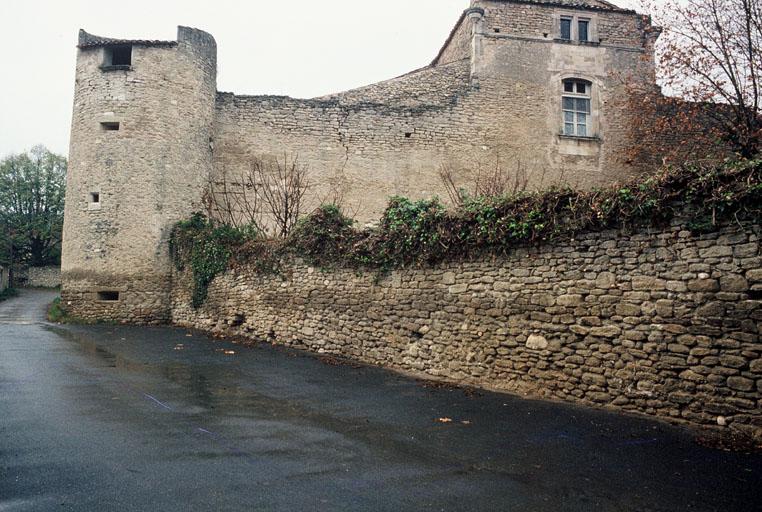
[[0, 289, 760, 511]]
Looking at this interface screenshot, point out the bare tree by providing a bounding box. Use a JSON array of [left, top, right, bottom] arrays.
[[642, 0, 762, 157], [202, 154, 311, 238], [438, 155, 530, 207], [202, 167, 264, 231], [252, 155, 311, 238]]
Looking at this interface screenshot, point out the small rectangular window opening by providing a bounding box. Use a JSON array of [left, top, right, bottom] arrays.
[[405, 132, 412, 138], [106, 45, 132, 67], [494, 28, 501, 33], [578, 20, 590, 42], [101, 122, 120, 131], [560, 18, 572, 40], [90, 192, 100, 204], [97, 291, 120, 302]]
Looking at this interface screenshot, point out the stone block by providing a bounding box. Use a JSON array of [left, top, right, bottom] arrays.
[[720, 274, 748, 292], [687, 279, 720, 292], [526, 335, 549, 350], [557, 294, 584, 307], [449, 284, 468, 294], [699, 246, 733, 258], [632, 276, 666, 291], [616, 303, 641, 316], [589, 325, 621, 338], [727, 376, 754, 392]]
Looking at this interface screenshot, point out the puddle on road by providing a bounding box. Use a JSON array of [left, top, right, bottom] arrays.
[[42, 323, 461, 469]]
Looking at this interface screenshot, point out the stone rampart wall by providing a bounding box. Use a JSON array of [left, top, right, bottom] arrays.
[[171, 219, 762, 441]]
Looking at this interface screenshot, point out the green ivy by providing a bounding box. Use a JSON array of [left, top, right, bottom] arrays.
[[170, 158, 762, 306], [170, 214, 258, 308]]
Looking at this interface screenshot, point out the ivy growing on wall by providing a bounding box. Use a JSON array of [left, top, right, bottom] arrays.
[[169, 213, 257, 308], [171, 158, 762, 307]]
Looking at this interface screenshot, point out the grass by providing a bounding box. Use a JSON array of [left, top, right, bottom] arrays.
[[47, 297, 72, 323], [46, 296, 94, 324]]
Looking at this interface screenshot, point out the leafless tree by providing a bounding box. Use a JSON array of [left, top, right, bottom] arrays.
[[438, 155, 530, 207], [202, 155, 311, 238], [642, 0, 762, 157], [202, 167, 264, 231], [252, 155, 311, 238]]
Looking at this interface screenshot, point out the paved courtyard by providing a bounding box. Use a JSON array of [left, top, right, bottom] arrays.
[[1, 289, 760, 511]]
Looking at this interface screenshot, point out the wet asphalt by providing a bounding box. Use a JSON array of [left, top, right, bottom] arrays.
[[0, 289, 760, 511]]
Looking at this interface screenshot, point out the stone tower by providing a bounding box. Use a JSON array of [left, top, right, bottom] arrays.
[[61, 27, 217, 323]]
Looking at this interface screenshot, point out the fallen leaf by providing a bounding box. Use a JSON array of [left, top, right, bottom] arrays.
[[461, 420, 471, 425], [437, 417, 453, 423], [224, 350, 236, 355]]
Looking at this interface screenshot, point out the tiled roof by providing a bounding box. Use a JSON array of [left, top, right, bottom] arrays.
[[77, 29, 177, 49]]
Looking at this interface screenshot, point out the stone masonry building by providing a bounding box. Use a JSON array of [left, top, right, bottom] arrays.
[[63, 0, 665, 322]]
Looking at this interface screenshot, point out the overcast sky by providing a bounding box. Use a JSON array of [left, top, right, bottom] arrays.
[[0, 0, 641, 158]]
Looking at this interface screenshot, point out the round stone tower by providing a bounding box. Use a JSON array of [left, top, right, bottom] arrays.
[[62, 26, 217, 323]]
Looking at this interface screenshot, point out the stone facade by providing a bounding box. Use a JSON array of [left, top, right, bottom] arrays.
[[62, 27, 217, 322], [171, 218, 762, 441], [63, 1, 717, 327]]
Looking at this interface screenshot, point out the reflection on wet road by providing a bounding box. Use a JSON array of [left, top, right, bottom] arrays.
[[1, 289, 760, 511]]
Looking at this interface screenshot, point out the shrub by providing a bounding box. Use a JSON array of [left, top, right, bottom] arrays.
[[170, 158, 762, 306], [170, 214, 259, 308]]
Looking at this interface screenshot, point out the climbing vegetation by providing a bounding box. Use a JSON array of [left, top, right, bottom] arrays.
[[171, 158, 762, 306]]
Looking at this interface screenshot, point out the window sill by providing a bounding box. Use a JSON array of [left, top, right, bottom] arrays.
[[558, 134, 601, 142], [553, 38, 600, 46], [100, 65, 133, 72]]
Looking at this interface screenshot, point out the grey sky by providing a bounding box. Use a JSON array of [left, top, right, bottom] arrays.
[[0, 0, 641, 158]]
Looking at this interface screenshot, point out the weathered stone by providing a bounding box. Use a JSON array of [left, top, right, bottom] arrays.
[[615, 303, 641, 317], [719, 355, 747, 369], [589, 326, 621, 338], [687, 279, 720, 292], [449, 284, 468, 294], [595, 272, 616, 289], [699, 246, 733, 259], [632, 276, 666, 291], [727, 376, 754, 392], [695, 302, 725, 317], [442, 272, 456, 285], [526, 335, 549, 351], [531, 294, 556, 307], [680, 369, 705, 382], [557, 294, 584, 307], [720, 274, 748, 292]]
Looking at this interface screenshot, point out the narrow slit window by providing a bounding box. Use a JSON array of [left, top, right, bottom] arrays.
[[97, 291, 120, 302], [562, 79, 592, 137], [578, 20, 590, 42], [90, 192, 100, 204], [101, 122, 120, 131], [560, 17, 572, 40]]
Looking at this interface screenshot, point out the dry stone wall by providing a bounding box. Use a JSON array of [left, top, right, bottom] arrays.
[[171, 218, 762, 441], [24, 266, 61, 288]]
